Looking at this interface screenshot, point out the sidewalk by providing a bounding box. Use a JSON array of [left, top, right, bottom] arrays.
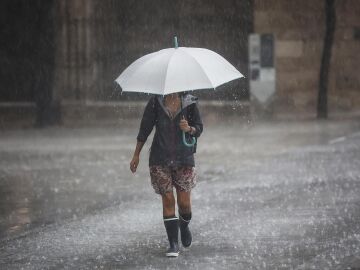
[[0, 120, 360, 269]]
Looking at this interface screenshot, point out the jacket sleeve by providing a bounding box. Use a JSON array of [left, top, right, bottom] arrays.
[[136, 97, 157, 142], [188, 103, 203, 138]]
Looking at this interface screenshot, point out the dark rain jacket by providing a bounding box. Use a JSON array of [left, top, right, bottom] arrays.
[[137, 94, 203, 167]]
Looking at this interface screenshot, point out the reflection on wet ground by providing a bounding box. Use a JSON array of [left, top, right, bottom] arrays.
[[0, 119, 360, 269]]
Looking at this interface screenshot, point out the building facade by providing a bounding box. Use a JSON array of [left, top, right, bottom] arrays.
[[254, 0, 360, 117], [0, 0, 359, 127], [52, 0, 251, 102]]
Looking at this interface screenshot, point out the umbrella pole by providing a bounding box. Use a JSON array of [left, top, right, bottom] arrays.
[[181, 95, 196, 147]]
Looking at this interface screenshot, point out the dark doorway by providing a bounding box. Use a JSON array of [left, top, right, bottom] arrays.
[[0, 0, 58, 126]]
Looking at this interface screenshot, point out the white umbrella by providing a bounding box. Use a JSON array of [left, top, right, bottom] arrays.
[[115, 37, 244, 95], [115, 37, 244, 147]]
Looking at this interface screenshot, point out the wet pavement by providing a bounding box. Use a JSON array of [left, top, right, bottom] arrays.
[[1, 119, 360, 269]]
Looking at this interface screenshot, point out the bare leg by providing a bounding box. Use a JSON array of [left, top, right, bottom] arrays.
[[162, 191, 176, 217], [177, 191, 191, 215]]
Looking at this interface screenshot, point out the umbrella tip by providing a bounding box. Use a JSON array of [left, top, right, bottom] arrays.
[[174, 36, 178, 49]]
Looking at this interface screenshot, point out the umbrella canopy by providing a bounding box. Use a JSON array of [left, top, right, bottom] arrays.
[[115, 43, 244, 95]]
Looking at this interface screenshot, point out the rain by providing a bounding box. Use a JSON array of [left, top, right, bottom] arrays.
[[1, 0, 360, 269]]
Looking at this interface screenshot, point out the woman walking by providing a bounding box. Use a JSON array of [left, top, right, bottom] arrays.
[[129, 92, 203, 257]]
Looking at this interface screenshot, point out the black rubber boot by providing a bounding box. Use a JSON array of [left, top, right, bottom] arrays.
[[179, 212, 192, 248], [163, 217, 179, 257]]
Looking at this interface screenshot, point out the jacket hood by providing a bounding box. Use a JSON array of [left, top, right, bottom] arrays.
[[156, 94, 198, 119], [181, 94, 198, 108]]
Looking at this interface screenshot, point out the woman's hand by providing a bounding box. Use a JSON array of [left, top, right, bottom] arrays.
[[179, 117, 191, 133], [130, 155, 140, 173]]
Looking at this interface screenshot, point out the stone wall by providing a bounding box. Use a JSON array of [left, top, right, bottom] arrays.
[[328, 0, 360, 114], [1, 0, 253, 128], [254, 0, 360, 117]]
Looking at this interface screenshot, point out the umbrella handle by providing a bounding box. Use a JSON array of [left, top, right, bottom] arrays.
[[182, 131, 196, 147], [180, 92, 195, 147], [174, 36, 178, 49]]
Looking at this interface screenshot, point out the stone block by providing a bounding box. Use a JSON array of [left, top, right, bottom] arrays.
[[302, 41, 323, 58], [275, 27, 325, 40], [273, 95, 317, 119], [255, 0, 323, 13], [334, 41, 360, 57], [292, 92, 317, 108], [276, 58, 321, 73], [276, 40, 304, 58], [335, 75, 360, 91], [329, 94, 354, 111], [337, 0, 360, 26], [277, 70, 319, 88], [335, 27, 356, 40], [255, 8, 325, 31]]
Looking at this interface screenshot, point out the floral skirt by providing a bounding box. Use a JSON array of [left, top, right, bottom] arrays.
[[149, 165, 197, 195]]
